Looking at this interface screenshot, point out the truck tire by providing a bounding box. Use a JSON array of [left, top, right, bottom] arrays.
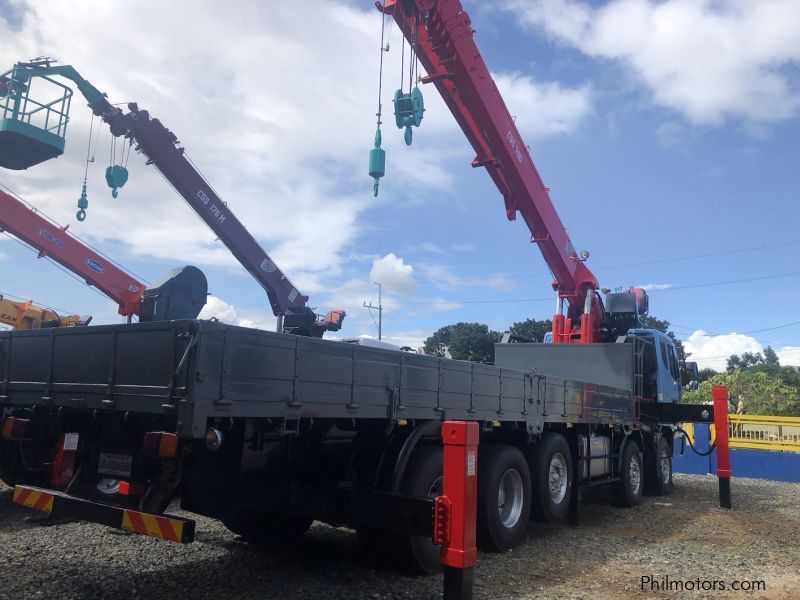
[[222, 509, 313, 544], [477, 444, 531, 552], [613, 441, 643, 507], [396, 444, 444, 574], [530, 433, 572, 524], [648, 436, 673, 496]]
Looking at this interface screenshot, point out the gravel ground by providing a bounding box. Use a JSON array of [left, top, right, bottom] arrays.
[[1, 474, 797, 599]]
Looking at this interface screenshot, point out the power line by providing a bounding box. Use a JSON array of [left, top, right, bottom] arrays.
[[314, 239, 800, 291], [671, 320, 800, 338], [389, 269, 800, 306], [1, 232, 111, 309], [0, 287, 79, 317]]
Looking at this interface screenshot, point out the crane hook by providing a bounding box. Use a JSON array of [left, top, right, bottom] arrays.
[[76, 180, 88, 221]]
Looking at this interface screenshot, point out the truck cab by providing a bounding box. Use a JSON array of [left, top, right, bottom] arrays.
[[626, 329, 685, 403]]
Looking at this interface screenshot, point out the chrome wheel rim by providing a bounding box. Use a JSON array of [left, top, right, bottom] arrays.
[[548, 452, 568, 504], [629, 453, 641, 495], [498, 468, 524, 528], [660, 450, 671, 485]]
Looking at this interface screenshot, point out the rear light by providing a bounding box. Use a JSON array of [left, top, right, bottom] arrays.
[[142, 432, 179, 459], [1, 417, 31, 440], [51, 433, 79, 488], [2, 417, 15, 439]]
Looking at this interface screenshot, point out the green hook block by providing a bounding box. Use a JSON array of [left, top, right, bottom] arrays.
[[105, 165, 129, 198], [393, 87, 425, 145], [368, 128, 386, 197]]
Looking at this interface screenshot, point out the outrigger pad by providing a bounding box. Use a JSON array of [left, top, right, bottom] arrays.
[[0, 128, 63, 170]]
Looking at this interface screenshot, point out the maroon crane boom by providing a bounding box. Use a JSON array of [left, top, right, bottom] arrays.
[[0, 58, 344, 337]]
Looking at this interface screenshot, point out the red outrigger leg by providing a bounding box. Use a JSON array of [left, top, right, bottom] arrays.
[[438, 421, 479, 600], [713, 386, 732, 509]]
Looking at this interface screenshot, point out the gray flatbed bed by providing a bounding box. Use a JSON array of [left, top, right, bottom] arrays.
[[0, 320, 635, 438]]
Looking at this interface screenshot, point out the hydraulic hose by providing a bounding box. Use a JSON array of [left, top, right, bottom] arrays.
[[676, 426, 717, 457]]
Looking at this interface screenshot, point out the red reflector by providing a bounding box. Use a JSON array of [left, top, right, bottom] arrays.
[[118, 481, 144, 496]]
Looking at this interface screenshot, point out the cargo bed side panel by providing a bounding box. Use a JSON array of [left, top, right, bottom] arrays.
[[0, 321, 193, 415]]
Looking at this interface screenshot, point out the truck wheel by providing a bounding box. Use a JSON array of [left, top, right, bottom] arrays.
[[613, 441, 643, 507], [650, 436, 673, 496], [222, 509, 313, 544], [530, 433, 572, 523], [396, 444, 444, 574], [477, 444, 531, 552]]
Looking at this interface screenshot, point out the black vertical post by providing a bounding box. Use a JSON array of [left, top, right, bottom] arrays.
[[444, 566, 474, 600]]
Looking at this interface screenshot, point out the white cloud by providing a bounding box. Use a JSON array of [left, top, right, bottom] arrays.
[[494, 72, 592, 137], [198, 295, 239, 325], [420, 263, 518, 292], [0, 0, 595, 304], [505, 0, 800, 124], [637, 283, 673, 291], [0, 251, 9, 262], [684, 329, 762, 371], [777, 346, 800, 368], [0, 1, 458, 287], [369, 253, 417, 295]]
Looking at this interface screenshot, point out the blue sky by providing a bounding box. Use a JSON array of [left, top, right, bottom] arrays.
[[1, 0, 799, 369]]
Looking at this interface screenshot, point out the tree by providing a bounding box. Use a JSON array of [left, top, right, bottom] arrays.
[[764, 346, 780, 366], [697, 368, 717, 383], [423, 322, 500, 364], [508, 318, 552, 343], [727, 351, 765, 372], [683, 370, 800, 417], [726, 346, 800, 389]]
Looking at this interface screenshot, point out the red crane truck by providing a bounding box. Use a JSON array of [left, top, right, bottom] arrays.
[[0, 1, 710, 579]]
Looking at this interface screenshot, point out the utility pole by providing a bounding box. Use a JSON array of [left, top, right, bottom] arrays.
[[363, 282, 383, 340]]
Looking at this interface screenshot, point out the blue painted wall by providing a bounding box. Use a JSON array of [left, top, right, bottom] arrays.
[[673, 424, 800, 483]]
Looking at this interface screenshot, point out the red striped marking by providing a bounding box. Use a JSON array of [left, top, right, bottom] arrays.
[[14, 487, 32, 506], [33, 491, 52, 512], [154, 515, 179, 542], [126, 509, 148, 535]]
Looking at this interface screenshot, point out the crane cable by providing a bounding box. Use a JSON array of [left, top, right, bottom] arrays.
[[368, 3, 389, 197], [76, 113, 95, 221]]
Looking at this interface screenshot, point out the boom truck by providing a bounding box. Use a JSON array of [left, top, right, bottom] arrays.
[[0, 2, 710, 579]]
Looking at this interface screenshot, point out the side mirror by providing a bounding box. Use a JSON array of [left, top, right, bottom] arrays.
[[689, 380, 699, 391], [682, 361, 699, 386]]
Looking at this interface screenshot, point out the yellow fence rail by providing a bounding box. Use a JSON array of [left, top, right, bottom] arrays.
[[726, 414, 800, 453], [701, 414, 800, 453]]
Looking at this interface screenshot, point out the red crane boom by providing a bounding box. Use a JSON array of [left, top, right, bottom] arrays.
[[381, 0, 608, 342], [0, 189, 145, 317]]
